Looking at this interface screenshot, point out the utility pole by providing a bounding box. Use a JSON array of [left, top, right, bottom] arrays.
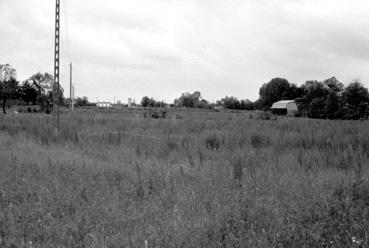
[[53, 0, 61, 134], [70, 62, 74, 112]]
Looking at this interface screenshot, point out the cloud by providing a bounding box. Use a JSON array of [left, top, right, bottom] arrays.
[[1, 0, 369, 102]]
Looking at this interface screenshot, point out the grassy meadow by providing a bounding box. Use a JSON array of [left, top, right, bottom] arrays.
[[1, 108, 369, 247]]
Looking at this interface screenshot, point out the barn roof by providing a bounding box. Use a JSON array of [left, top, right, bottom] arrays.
[[271, 100, 295, 109]]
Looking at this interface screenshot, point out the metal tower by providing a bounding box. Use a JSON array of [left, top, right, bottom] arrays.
[[53, 0, 60, 133]]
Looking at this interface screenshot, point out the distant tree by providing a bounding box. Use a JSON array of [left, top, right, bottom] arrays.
[[27, 72, 53, 95], [341, 81, 369, 120], [325, 90, 341, 119], [221, 96, 241, 110], [194, 99, 210, 109], [181, 95, 195, 108], [192, 91, 201, 101], [154, 100, 165, 108], [254, 99, 263, 110], [296, 78, 345, 119], [24, 72, 64, 112], [141, 96, 151, 107], [141, 96, 165, 108], [241, 99, 255, 110], [323, 77, 344, 93], [75, 96, 89, 107], [297, 81, 331, 118], [174, 91, 203, 108], [0, 64, 19, 114], [323, 77, 344, 119], [259, 78, 301, 109], [19, 81, 38, 105]]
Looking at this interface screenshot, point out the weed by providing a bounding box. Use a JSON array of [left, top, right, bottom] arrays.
[[204, 133, 221, 150], [250, 133, 271, 148], [0, 109, 368, 247]]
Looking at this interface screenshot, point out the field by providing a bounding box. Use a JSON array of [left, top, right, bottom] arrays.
[[1, 108, 369, 247]]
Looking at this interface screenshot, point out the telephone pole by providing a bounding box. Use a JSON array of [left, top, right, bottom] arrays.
[[53, 0, 61, 134], [70, 62, 74, 112]]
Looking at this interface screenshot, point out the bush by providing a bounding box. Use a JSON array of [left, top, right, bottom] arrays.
[[254, 111, 276, 121], [205, 133, 221, 150], [250, 134, 271, 148]]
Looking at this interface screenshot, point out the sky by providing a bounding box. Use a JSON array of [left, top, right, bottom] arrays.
[[1, 0, 369, 103]]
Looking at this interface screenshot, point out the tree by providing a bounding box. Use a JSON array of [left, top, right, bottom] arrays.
[[141, 96, 150, 107], [140, 96, 165, 108], [19, 81, 38, 105], [323, 77, 344, 93], [241, 99, 255, 110], [296, 78, 345, 119], [24, 72, 64, 112], [325, 90, 341, 119], [296, 81, 331, 118], [259, 78, 302, 109], [341, 81, 369, 120], [221, 96, 241, 110], [174, 91, 203, 108], [75, 96, 89, 107], [194, 99, 210, 109], [0, 64, 18, 114], [28, 72, 53, 95]]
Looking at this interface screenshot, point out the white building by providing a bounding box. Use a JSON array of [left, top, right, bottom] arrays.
[[96, 102, 112, 108], [271, 100, 298, 116]]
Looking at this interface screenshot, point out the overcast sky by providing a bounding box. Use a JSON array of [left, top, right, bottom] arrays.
[[1, 0, 369, 103]]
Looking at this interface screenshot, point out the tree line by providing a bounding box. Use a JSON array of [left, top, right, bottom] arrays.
[[0, 64, 94, 114], [258, 77, 369, 120], [1, 64, 369, 119], [0, 65, 62, 114], [142, 77, 369, 120]]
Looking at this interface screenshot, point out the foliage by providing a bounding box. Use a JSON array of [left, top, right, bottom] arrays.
[[295, 78, 369, 120], [297, 81, 331, 118], [259, 77, 302, 109], [19, 72, 64, 112], [174, 91, 203, 108], [215, 97, 256, 110], [26, 72, 53, 95], [141, 96, 165, 108], [241, 99, 256, 110], [204, 133, 221, 150], [75, 96, 89, 107], [341, 81, 369, 120], [220, 96, 241, 110], [323, 76, 344, 92], [18, 81, 38, 105], [0, 64, 19, 114]]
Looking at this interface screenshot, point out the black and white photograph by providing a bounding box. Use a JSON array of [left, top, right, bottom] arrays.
[[1, 0, 369, 247]]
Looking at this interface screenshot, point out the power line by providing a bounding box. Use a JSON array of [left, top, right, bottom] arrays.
[[63, 0, 71, 63]]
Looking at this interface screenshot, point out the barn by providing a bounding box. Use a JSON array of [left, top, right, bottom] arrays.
[[271, 100, 298, 116]]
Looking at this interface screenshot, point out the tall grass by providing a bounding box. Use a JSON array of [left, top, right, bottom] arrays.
[[0, 109, 368, 247]]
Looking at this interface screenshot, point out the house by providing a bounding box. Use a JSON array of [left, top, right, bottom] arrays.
[[271, 100, 298, 116], [96, 102, 112, 108], [214, 106, 224, 112]]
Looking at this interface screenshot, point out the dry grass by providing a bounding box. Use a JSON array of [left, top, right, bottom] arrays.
[[0, 109, 369, 247]]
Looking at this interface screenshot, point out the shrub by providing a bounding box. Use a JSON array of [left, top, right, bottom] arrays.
[[254, 111, 276, 121], [204, 133, 221, 150], [250, 134, 271, 148]]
